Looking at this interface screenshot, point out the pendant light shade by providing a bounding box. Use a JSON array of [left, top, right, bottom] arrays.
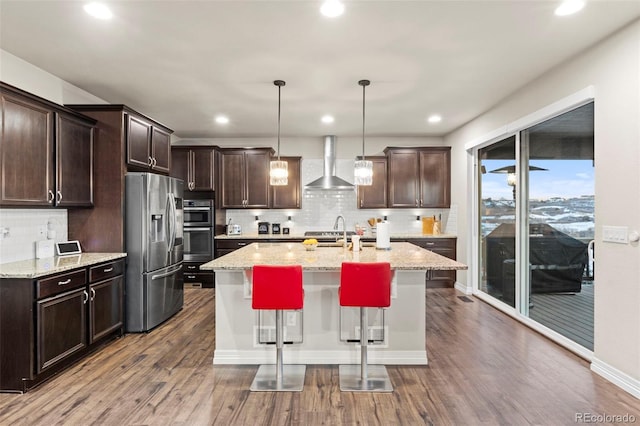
[[354, 79, 373, 186], [270, 80, 288, 186]]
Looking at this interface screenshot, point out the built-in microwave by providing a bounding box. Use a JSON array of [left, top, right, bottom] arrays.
[[183, 199, 213, 227]]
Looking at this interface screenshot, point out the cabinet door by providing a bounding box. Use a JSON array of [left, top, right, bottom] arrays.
[[191, 147, 215, 191], [90, 276, 123, 343], [37, 288, 87, 373], [56, 112, 94, 207], [171, 148, 191, 187], [387, 150, 420, 208], [0, 91, 54, 206], [271, 156, 301, 209], [244, 150, 270, 208], [220, 151, 246, 208], [151, 126, 171, 174], [126, 114, 152, 170], [419, 148, 451, 208], [357, 157, 387, 209]]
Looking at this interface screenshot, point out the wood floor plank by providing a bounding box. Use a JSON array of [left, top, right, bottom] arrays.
[[1, 287, 639, 425]]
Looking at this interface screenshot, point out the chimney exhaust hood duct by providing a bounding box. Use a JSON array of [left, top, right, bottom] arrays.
[[305, 135, 354, 190]]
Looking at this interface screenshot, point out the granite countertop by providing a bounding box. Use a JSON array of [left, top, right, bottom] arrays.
[[0, 253, 127, 279], [201, 242, 467, 271], [215, 233, 456, 240]]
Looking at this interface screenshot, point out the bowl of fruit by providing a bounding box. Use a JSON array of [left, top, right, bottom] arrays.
[[302, 238, 318, 251]]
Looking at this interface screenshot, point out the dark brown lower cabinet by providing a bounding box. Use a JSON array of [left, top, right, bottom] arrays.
[[183, 261, 214, 288], [37, 288, 88, 373], [402, 238, 457, 287], [90, 276, 124, 342], [0, 258, 124, 393]]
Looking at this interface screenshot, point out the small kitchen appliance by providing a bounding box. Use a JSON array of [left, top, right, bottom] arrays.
[[272, 223, 281, 234], [227, 224, 242, 235], [258, 222, 270, 234]]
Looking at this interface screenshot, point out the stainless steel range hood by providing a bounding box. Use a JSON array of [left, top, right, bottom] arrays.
[[305, 135, 354, 190]]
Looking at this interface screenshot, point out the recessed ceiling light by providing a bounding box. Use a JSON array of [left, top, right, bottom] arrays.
[[554, 0, 585, 16], [427, 115, 442, 124], [320, 0, 344, 18], [83, 2, 113, 20], [215, 115, 229, 125], [321, 115, 335, 124]]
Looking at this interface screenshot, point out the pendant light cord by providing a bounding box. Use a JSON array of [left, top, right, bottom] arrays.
[[274, 80, 285, 161], [277, 83, 281, 160], [359, 79, 370, 161]]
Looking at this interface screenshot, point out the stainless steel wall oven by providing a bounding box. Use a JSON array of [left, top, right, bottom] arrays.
[[183, 199, 215, 287]]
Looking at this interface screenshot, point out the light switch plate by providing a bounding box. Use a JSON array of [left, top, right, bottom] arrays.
[[602, 225, 628, 244]]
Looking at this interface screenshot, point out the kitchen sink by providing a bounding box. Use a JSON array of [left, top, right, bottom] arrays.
[[304, 231, 356, 238]]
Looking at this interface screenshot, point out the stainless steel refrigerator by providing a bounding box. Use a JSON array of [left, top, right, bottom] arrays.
[[125, 173, 184, 332]]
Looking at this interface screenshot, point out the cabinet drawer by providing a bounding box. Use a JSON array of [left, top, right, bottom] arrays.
[[406, 238, 456, 250], [216, 239, 253, 250], [184, 272, 214, 284], [89, 259, 125, 283], [37, 269, 87, 299]]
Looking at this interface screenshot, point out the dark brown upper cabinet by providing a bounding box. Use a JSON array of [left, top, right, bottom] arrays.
[[220, 148, 273, 209], [356, 156, 387, 209], [126, 113, 171, 174], [385, 147, 451, 208], [0, 82, 95, 207], [171, 146, 216, 192], [271, 156, 302, 209]]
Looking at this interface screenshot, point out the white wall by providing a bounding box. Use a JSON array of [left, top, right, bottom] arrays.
[[0, 50, 107, 263], [446, 20, 640, 390]]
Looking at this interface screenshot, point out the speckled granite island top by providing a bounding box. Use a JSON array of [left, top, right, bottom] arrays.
[[201, 242, 466, 271], [215, 233, 456, 240], [0, 253, 127, 279]]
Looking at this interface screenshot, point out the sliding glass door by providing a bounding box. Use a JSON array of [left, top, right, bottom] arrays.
[[476, 102, 594, 350]]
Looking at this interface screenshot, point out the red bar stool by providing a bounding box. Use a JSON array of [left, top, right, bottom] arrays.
[[250, 264, 305, 392], [339, 261, 393, 392]]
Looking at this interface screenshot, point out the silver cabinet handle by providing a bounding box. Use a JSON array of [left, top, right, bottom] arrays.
[[90, 287, 96, 301], [152, 157, 157, 167], [148, 156, 154, 167], [83, 290, 89, 304], [56, 191, 62, 204], [426, 242, 435, 246], [48, 190, 55, 204], [420, 199, 423, 206], [237, 242, 248, 247], [103, 267, 114, 273], [58, 278, 72, 286], [415, 199, 419, 206], [360, 199, 363, 208]]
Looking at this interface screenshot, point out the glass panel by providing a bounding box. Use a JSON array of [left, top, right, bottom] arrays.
[[523, 103, 594, 350], [478, 136, 517, 307]]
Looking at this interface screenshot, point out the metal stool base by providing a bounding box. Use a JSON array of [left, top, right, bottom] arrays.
[[250, 364, 306, 392], [339, 364, 393, 392]]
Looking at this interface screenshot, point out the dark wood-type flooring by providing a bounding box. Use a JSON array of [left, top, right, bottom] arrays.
[[1, 287, 638, 425]]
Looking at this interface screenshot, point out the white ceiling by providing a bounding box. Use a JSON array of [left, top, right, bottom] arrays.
[[1, 1, 639, 139]]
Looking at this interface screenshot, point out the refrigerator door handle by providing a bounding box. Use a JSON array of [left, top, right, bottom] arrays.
[[151, 264, 183, 280], [166, 193, 176, 252], [170, 193, 177, 250]]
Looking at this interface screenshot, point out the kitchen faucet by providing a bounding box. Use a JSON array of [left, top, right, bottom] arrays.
[[333, 215, 347, 248]]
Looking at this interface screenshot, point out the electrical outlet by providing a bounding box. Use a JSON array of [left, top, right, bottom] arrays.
[[286, 312, 296, 326], [602, 225, 628, 244], [0, 227, 9, 239]]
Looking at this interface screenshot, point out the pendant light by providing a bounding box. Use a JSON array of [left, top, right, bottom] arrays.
[[270, 80, 288, 186], [354, 79, 373, 186]]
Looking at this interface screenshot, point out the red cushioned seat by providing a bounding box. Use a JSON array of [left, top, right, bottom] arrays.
[[252, 265, 303, 310], [339, 262, 391, 308]]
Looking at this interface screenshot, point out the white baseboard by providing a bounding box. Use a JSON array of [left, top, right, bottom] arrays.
[[454, 281, 472, 295], [591, 357, 640, 399], [213, 349, 428, 365]]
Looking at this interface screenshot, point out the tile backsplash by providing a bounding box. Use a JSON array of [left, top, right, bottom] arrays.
[[0, 209, 68, 264], [225, 159, 456, 236]]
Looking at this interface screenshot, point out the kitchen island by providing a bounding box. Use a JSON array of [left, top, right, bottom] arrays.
[[201, 242, 466, 365]]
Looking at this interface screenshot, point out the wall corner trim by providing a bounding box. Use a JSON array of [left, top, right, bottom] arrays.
[[591, 356, 640, 399]]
